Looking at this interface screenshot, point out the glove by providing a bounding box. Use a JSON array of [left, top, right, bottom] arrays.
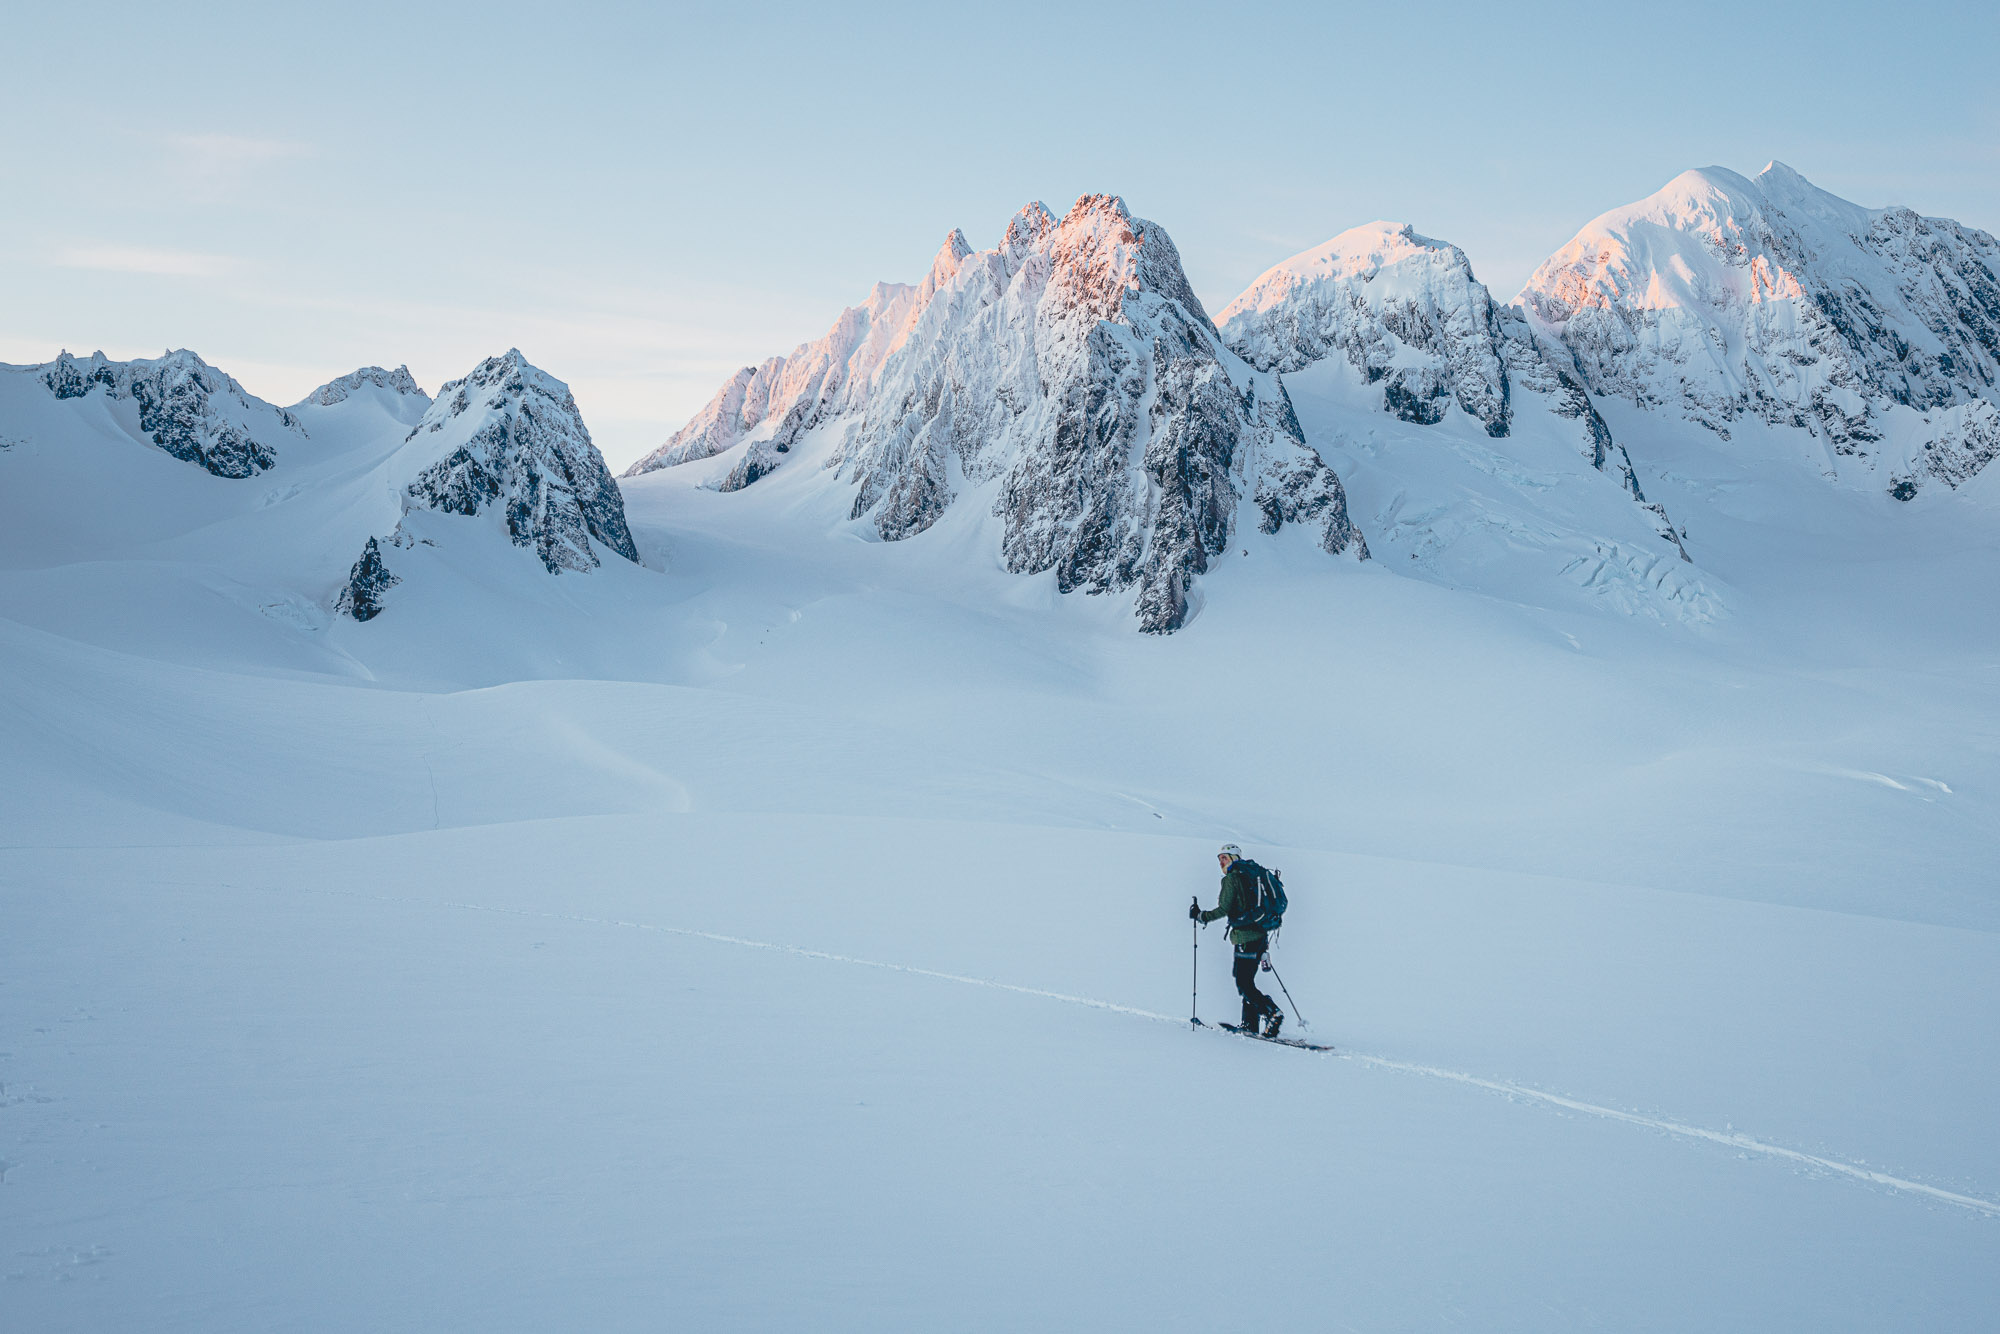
[[1188, 901, 1202, 921]]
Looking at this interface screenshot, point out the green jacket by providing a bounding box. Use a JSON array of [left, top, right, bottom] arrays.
[[1199, 860, 1268, 947]]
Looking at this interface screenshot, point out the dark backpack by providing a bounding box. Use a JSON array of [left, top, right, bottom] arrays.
[[1229, 862, 1288, 933]]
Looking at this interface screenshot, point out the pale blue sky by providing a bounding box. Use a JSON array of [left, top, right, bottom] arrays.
[[4, 0, 1994, 468]]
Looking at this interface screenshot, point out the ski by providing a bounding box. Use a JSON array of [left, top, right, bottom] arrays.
[[1198, 1019, 1334, 1052]]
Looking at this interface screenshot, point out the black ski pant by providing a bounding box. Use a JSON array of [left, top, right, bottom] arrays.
[[1233, 940, 1279, 1027]]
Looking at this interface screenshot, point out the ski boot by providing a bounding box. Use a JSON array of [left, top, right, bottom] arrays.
[[1263, 1009, 1284, 1039]]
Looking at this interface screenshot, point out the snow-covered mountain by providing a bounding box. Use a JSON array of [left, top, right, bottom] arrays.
[[34, 347, 305, 478], [291, 364, 431, 415], [1216, 223, 1703, 621], [624, 233, 972, 487], [636, 194, 1366, 633], [1517, 162, 2000, 494], [1219, 221, 1512, 437], [336, 350, 640, 618]]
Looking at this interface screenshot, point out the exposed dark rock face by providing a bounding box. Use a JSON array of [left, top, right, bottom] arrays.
[[40, 349, 298, 478], [402, 350, 639, 574], [1383, 375, 1447, 426], [335, 537, 400, 621]]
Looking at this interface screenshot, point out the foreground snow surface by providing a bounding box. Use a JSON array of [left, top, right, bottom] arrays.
[[5, 432, 2000, 1329]]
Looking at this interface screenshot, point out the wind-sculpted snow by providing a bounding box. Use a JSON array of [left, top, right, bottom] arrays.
[[339, 350, 638, 618], [623, 232, 973, 484], [293, 365, 430, 410], [1219, 221, 1511, 436], [1519, 161, 2000, 494], [36, 348, 300, 478]]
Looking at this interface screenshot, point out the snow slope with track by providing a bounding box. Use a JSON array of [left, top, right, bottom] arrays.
[[6, 180, 2000, 1327]]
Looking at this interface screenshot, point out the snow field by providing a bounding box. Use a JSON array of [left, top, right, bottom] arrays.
[[5, 813, 1997, 1331], [7, 265, 2000, 1326]]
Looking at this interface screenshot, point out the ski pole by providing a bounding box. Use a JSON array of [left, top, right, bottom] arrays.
[[1265, 955, 1308, 1030], [1190, 897, 1200, 1028]]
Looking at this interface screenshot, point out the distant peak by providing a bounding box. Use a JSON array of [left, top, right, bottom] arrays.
[[296, 364, 429, 409]]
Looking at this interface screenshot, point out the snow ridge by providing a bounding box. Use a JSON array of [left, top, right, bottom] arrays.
[[36, 348, 302, 478], [1518, 162, 2000, 493], [622, 231, 973, 486]]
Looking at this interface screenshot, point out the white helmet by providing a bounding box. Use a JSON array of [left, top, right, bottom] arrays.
[[1218, 843, 1244, 860]]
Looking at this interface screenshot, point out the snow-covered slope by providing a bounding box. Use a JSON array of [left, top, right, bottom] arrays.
[[1217, 223, 1704, 621], [29, 347, 305, 477], [335, 350, 641, 618], [623, 233, 972, 484], [647, 195, 1365, 633], [1518, 162, 2000, 494]]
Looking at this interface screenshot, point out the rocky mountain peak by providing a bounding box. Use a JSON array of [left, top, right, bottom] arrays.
[[1217, 221, 1510, 436], [1042, 192, 1212, 329], [410, 350, 637, 568], [630, 194, 1366, 632], [337, 351, 640, 619], [826, 194, 1365, 631]]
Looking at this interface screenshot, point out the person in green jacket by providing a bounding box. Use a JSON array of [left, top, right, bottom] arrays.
[[1189, 843, 1283, 1036]]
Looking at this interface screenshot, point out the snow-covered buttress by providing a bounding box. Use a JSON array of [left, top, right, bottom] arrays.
[[38, 348, 302, 478], [1517, 162, 2000, 493]]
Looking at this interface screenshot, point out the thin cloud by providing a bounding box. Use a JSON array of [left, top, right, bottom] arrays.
[[163, 131, 309, 177], [52, 244, 237, 278]]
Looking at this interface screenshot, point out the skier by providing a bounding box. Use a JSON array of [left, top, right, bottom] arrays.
[[1189, 843, 1284, 1037]]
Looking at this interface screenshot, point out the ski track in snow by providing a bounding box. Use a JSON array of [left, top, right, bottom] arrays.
[[284, 886, 2000, 1221]]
